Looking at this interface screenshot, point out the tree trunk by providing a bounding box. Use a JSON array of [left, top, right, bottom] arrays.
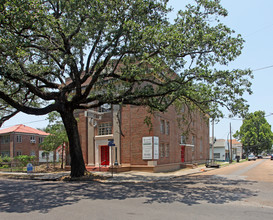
[[60, 110, 86, 177]]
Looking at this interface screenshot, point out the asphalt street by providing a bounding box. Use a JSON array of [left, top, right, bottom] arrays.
[[0, 159, 272, 220]]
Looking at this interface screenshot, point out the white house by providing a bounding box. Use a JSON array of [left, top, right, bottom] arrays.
[[39, 150, 59, 163], [210, 139, 227, 161], [210, 138, 243, 161]]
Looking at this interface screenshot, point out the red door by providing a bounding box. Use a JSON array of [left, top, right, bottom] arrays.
[[181, 145, 185, 163], [101, 145, 109, 165]]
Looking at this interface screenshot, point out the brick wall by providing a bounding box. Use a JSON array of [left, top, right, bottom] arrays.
[[120, 104, 210, 165], [0, 133, 47, 158], [121, 105, 153, 165], [77, 103, 210, 168]]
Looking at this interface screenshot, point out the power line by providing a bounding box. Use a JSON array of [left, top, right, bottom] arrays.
[[223, 113, 273, 121], [1, 119, 48, 129], [245, 23, 273, 38], [252, 65, 273, 72]]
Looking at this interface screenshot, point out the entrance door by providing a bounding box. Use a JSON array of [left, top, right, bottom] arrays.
[[181, 145, 185, 163], [101, 145, 109, 165]]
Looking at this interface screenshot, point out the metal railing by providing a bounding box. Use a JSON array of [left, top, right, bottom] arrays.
[[0, 159, 63, 173], [99, 160, 107, 171]]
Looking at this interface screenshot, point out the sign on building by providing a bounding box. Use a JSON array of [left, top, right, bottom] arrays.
[[153, 136, 159, 159], [142, 136, 159, 160]]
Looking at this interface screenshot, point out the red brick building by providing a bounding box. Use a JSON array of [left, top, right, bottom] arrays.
[[77, 103, 210, 172], [0, 124, 49, 158]]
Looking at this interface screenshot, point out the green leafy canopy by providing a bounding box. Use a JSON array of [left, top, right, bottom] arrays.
[[0, 0, 253, 176], [234, 111, 273, 155], [0, 0, 252, 118]]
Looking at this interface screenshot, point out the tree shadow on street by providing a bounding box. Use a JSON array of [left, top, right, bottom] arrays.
[[0, 174, 257, 213]]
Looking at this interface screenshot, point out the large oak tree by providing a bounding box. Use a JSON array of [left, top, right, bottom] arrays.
[[234, 111, 273, 155], [0, 0, 252, 177]]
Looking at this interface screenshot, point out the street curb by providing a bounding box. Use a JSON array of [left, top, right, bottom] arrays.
[[0, 167, 219, 183]]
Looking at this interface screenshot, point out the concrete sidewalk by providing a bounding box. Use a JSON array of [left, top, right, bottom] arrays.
[[0, 171, 71, 181], [100, 166, 215, 183], [0, 166, 216, 182]]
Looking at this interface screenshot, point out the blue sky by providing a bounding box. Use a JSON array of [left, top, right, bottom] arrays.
[[168, 0, 273, 139], [2, 0, 273, 140]]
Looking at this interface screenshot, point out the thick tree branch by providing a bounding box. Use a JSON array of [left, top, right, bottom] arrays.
[[0, 90, 58, 115]]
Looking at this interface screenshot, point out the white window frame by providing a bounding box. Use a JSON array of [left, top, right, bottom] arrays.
[[30, 150, 36, 156], [181, 135, 186, 144], [166, 121, 170, 135], [16, 135, 22, 143], [98, 122, 112, 135], [165, 143, 169, 157], [1, 135, 10, 144], [160, 143, 165, 158], [160, 120, 165, 134], [30, 135, 36, 143]]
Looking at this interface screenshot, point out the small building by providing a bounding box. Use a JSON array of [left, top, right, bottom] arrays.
[[210, 138, 242, 161], [228, 139, 243, 160], [0, 124, 49, 160], [210, 139, 227, 161], [39, 151, 60, 163], [77, 104, 210, 172]]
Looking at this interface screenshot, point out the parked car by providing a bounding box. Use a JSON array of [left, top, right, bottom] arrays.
[[248, 155, 256, 161], [257, 155, 263, 159], [271, 154, 273, 160]]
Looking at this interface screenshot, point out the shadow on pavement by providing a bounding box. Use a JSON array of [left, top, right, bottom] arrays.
[[0, 175, 257, 213]]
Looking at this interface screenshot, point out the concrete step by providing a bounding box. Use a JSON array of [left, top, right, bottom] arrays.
[[86, 166, 109, 172]]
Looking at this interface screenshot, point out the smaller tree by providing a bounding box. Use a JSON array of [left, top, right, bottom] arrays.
[[234, 111, 273, 155], [40, 112, 68, 169]]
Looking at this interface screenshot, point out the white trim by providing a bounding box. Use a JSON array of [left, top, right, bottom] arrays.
[[95, 134, 113, 140], [181, 144, 195, 147]]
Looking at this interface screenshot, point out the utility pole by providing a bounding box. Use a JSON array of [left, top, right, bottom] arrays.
[[230, 123, 233, 163], [227, 132, 230, 161]]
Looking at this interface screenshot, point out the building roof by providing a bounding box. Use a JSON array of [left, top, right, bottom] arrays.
[[227, 139, 242, 148], [214, 139, 226, 148], [210, 138, 225, 147], [0, 124, 49, 136], [229, 139, 242, 145]]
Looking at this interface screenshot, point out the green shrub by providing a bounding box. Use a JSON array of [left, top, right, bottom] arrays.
[[0, 156, 11, 163], [1, 165, 9, 169], [14, 155, 36, 167]]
